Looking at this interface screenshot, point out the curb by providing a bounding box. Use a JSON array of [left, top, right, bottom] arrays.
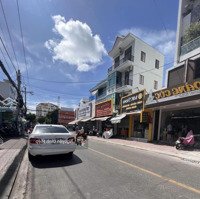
[[89, 137, 200, 165], [0, 142, 27, 198]]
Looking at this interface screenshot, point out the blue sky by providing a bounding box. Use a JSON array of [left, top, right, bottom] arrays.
[[0, 0, 179, 111]]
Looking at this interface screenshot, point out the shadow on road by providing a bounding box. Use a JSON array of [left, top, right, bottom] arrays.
[[30, 154, 82, 168]]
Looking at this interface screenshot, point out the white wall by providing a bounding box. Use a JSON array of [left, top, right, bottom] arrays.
[[132, 38, 164, 93]]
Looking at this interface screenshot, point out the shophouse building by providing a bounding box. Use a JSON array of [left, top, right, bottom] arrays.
[[58, 107, 75, 126], [90, 33, 164, 140], [69, 98, 95, 132], [146, 0, 200, 142]]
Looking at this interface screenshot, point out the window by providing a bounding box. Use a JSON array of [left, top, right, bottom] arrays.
[[98, 87, 106, 96], [155, 59, 159, 69], [141, 51, 146, 62], [34, 126, 69, 134], [154, 80, 158, 90], [114, 56, 120, 68], [168, 65, 185, 87], [124, 46, 132, 61], [139, 74, 144, 85], [194, 58, 200, 79]]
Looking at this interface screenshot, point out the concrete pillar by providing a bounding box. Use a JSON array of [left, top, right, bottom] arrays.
[[152, 111, 156, 140], [128, 115, 133, 138], [157, 110, 162, 141], [148, 111, 153, 142]]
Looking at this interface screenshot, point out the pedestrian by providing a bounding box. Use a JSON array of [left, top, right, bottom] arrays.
[[75, 123, 79, 134], [167, 123, 173, 141]]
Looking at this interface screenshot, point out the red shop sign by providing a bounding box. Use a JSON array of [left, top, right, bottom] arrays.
[[95, 100, 112, 117]]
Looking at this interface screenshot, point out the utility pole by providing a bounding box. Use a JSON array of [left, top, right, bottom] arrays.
[[16, 69, 21, 133], [21, 86, 33, 115], [0, 60, 24, 134]]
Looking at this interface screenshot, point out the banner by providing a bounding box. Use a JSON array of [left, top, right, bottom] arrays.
[[121, 90, 145, 113], [95, 99, 112, 117]]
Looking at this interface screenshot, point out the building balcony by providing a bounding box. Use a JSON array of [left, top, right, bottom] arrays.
[[108, 55, 134, 74], [180, 35, 200, 56], [96, 92, 107, 101], [107, 79, 133, 95], [116, 79, 133, 93]]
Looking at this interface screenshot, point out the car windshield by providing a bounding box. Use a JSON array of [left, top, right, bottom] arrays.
[[34, 126, 69, 134]]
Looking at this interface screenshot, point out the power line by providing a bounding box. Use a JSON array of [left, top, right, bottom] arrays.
[[30, 84, 87, 97], [133, 60, 174, 77], [0, 45, 13, 75], [0, 36, 17, 72], [32, 90, 82, 99], [21, 60, 174, 84], [0, 21, 14, 75], [152, 0, 168, 34], [16, 0, 30, 87], [22, 76, 102, 84], [0, 0, 19, 70], [25, 60, 175, 101]]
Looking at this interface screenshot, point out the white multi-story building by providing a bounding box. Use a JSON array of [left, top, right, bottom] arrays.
[[89, 33, 164, 137], [91, 33, 164, 111], [36, 102, 58, 118], [168, 0, 200, 88], [108, 33, 164, 93], [175, 0, 200, 64], [146, 0, 200, 142]]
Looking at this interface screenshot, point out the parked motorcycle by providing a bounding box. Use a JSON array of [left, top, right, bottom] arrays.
[[175, 130, 195, 150]]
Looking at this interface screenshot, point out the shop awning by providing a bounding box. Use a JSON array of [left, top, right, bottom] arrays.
[[110, 113, 126, 124], [68, 119, 82, 125], [81, 117, 93, 122], [91, 116, 110, 121], [126, 110, 142, 115]]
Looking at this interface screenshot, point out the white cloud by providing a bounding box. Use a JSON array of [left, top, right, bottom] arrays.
[[45, 15, 107, 72], [119, 28, 176, 62]]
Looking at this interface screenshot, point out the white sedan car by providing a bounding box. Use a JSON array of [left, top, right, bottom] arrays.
[[28, 124, 76, 159]]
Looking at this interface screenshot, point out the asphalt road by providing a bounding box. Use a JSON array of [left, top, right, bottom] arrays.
[[26, 139, 200, 199]]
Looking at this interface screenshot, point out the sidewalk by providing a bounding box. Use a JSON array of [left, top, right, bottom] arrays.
[[0, 138, 27, 198], [89, 136, 200, 164]]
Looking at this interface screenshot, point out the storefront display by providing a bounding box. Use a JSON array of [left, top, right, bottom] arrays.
[[120, 90, 152, 140], [93, 99, 113, 134], [146, 80, 200, 142]]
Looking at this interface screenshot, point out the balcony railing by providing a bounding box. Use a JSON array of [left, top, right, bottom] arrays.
[[116, 79, 133, 88], [114, 55, 134, 68], [108, 55, 134, 73], [180, 35, 200, 56]]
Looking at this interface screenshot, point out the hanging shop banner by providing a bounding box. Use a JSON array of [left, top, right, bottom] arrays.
[[121, 90, 145, 113], [146, 80, 200, 105], [78, 103, 92, 119], [95, 99, 113, 117]]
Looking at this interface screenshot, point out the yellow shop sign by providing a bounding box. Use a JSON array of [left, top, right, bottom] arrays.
[[154, 81, 200, 100]]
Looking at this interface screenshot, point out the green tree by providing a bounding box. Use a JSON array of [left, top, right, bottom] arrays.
[[25, 113, 36, 123], [37, 116, 46, 124], [46, 109, 59, 124]]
